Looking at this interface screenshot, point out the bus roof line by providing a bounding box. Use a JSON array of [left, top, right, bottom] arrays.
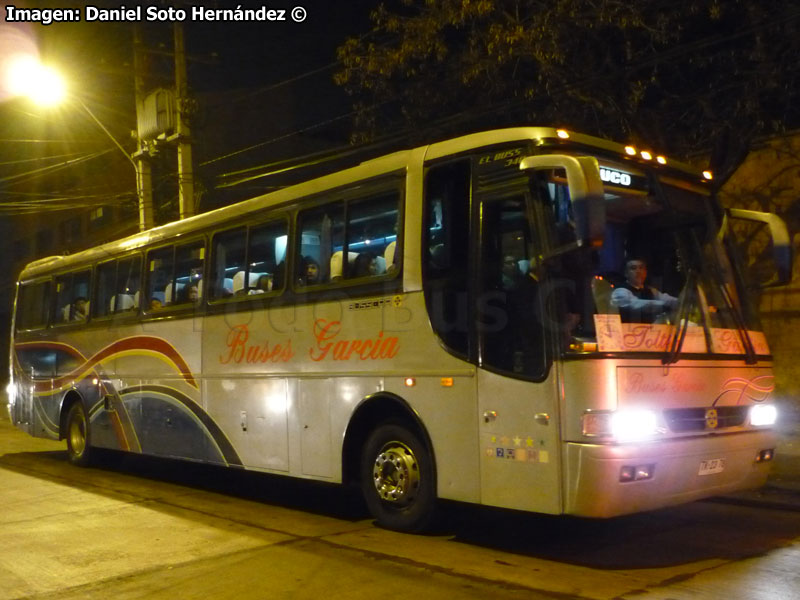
[[18, 127, 707, 281]]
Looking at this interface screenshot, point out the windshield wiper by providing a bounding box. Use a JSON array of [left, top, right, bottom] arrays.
[[663, 268, 697, 365], [717, 278, 758, 364]]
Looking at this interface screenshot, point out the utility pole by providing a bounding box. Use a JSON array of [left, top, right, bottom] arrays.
[[133, 25, 154, 231], [174, 23, 195, 220]]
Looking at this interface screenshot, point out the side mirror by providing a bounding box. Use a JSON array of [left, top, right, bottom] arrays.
[[727, 208, 793, 287], [520, 155, 605, 246]]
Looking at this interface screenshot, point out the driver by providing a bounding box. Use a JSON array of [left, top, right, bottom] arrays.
[[610, 258, 678, 323]]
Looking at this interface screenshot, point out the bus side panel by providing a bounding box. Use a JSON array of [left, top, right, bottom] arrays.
[[202, 291, 483, 502], [477, 368, 562, 514], [13, 329, 101, 441], [94, 317, 221, 462], [203, 306, 295, 473]]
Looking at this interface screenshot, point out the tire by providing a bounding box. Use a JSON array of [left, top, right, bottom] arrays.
[[360, 423, 436, 532], [65, 402, 93, 467]]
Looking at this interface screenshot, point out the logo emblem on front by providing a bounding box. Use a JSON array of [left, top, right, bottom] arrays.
[[705, 408, 719, 429]]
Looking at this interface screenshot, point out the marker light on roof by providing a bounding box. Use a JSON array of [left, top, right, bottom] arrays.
[[624, 146, 637, 156], [640, 151, 653, 160], [556, 129, 570, 139], [703, 170, 713, 180], [656, 156, 667, 165]]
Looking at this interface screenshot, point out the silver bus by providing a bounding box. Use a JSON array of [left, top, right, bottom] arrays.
[[7, 127, 791, 532]]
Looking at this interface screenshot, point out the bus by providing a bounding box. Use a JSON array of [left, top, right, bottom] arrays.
[[7, 127, 792, 532]]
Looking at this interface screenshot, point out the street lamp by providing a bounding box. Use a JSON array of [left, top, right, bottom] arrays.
[[4, 54, 66, 107], [2, 55, 154, 230]]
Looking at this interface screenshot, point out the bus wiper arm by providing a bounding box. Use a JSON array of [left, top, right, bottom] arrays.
[[663, 269, 697, 365], [717, 281, 758, 364]]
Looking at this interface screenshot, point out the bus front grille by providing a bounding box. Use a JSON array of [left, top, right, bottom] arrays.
[[663, 406, 748, 432]]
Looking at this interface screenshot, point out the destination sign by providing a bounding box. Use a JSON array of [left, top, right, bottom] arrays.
[[598, 166, 648, 192], [599, 168, 632, 186]]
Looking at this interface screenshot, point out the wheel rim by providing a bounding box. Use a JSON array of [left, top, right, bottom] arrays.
[[69, 409, 86, 458], [372, 441, 420, 505]]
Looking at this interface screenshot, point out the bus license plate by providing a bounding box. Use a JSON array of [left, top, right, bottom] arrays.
[[698, 458, 725, 476]]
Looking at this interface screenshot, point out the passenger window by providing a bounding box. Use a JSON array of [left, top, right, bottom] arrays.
[[210, 221, 287, 300], [248, 222, 287, 293], [16, 281, 51, 331], [95, 258, 140, 317], [211, 228, 245, 299], [53, 270, 92, 323], [297, 202, 344, 286], [175, 243, 204, 305], [346, 193, 400, 279], [145, 241, 204, 310], [295, 189, 401, 288]]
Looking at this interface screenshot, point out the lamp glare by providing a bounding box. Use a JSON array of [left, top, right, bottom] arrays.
[[5, 55, 66, 107]]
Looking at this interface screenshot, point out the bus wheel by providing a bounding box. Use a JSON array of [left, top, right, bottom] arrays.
[[360, 423, 436, 532], [65, 402, 93, 467]]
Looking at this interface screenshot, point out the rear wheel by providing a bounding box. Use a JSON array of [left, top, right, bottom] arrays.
[[360, 423, 436, 532], [65, 402, 93, 467]]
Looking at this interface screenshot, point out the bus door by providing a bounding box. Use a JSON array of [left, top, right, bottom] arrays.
[[475, 191, 562, 514]]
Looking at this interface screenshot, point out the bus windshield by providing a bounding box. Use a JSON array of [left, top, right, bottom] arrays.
[[536, 163, 767, 358]]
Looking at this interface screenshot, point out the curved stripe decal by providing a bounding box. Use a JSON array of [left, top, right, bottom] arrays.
[[714, 375, 775, 405], [16, 336, 198, 392], [121, 384, 243, 467]]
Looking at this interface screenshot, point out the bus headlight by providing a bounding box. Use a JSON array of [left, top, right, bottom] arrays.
[[750, 404, 777, 427], [582, 409, 660, 441]]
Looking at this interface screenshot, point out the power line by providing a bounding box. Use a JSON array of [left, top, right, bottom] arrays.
[[0, 139, 103, 144], [0, 152, 87, 167], [0, 149, 117, 187]]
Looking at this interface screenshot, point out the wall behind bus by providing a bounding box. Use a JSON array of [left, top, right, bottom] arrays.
[[720, 132, 800, 418]]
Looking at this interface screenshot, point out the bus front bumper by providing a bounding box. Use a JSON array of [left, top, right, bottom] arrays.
[[563, 430, 777, 518]]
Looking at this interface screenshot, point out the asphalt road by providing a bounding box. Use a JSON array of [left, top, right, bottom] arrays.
[[1, 414, 799, 600]]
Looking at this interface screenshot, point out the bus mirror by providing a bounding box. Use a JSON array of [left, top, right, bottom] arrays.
[[727, 208, 793, 287], [520, 155, 605, 246]]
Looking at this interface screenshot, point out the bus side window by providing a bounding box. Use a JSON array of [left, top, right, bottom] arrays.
[[423, 160, 471, 358], [296, 202, 344, 287], [114, 257, 141, 313], [145, 241, 204, 308], [346, 192, 400, 279], [16, 280, 51, 331], [95, 261, 116, 318], [174, 242, 204, 304], [96, 260, 138, 317], [96, 259, 138, 317], [146, 247, 174, 308], [53, 270, 91, 323], [249, 220, 288, 292], [211, 228, 245, 299], [53, 275, 70, 323]]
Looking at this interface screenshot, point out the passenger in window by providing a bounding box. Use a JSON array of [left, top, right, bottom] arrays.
[[185, 283, 200, 303], [299, 256, 321, 286], [249, 274, 273, 294], [72, 297, 88, 321], [501, 255, 525, 290], [611, 258, 678, 324], [149, 297, 163, 311], [353, 252, 379, 278]]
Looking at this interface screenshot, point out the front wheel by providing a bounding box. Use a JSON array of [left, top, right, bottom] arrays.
[[360, 423, 436, 532], [65, 402, 93, 467]]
